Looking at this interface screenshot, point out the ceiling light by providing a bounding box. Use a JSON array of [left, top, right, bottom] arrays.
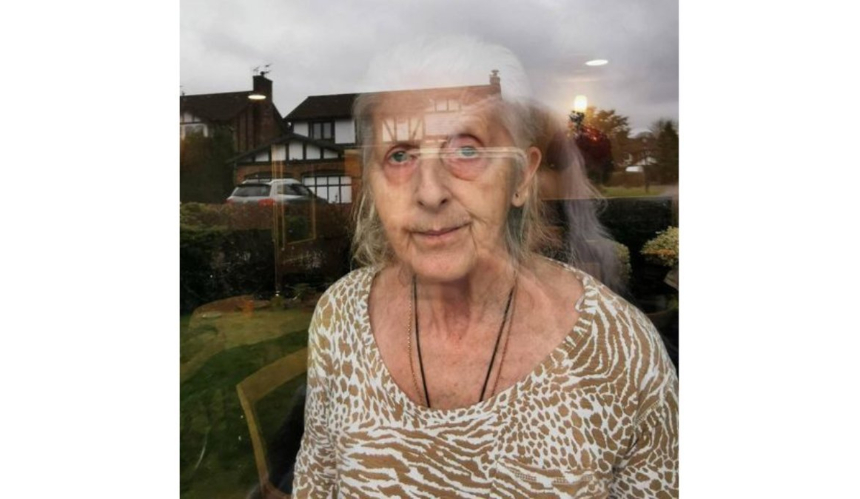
[[585, 59, 609, 66]]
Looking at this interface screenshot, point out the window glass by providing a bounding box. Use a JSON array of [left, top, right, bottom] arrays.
[[395, 118, 408, 141], [339, 185, 352, 203], [180, 5, 678, 498], [309, 121, 334, 140], [381, 119, 393, 142], [298, 175, 352, 203]]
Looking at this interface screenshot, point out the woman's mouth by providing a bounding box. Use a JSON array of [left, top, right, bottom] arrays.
[[413, 223, 468, 244]]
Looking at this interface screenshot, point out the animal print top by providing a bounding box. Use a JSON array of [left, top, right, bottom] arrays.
[[292, 262, 678, 498]]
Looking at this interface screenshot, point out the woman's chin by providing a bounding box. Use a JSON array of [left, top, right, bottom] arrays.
[[403, 254, 475, 284]]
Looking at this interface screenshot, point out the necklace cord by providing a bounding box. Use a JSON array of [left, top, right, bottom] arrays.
[[412, 274, 516, 409], [413, 277, 431, 407], [406, 281, 423, 403], [478, 285, 515, 402], [487, 277, 517, 399]]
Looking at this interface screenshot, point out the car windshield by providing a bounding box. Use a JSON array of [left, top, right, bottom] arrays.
[[232, 185, 270, 197], [276, 184, 302, 195], [275, 184, 314, 196], [292, 184, 314, 197]]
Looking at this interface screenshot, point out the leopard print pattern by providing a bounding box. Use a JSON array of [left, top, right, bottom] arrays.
[[292, 261, 678, 498]]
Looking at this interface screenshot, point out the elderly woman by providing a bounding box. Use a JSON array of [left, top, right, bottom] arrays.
[[292, 38, 678, 498]]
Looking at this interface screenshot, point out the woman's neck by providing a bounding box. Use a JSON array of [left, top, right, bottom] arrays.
[[400, 258, 519, 343]]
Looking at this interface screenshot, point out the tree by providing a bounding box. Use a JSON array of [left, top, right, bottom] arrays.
[[651, 119, 679, 184], [574, 125, 614, 185], [180, 127, 237, 203], [583, 107, 633, 168]]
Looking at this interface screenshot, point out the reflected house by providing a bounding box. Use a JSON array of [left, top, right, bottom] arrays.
[[181, 72, 503, 291], [225, 90, 359, 205], [180, 73, 289, 204], [227, 72, 503, 206], [180, 73, 287, 151], [281, 92, 360, 204], [229, 133, 349, 203]]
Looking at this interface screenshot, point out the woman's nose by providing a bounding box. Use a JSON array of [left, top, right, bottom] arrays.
[[415, 151, 450, 210]]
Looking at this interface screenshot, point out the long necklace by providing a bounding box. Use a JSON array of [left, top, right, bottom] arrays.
[[408, 275, 516, 408]]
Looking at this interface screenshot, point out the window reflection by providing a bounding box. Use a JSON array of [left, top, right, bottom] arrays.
[[181, 33, 677, 499]]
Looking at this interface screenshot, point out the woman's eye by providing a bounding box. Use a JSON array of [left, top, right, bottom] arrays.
[[455, 145, 480, 159], [387, 150, 413, 165], [446, 135, 484, 161]]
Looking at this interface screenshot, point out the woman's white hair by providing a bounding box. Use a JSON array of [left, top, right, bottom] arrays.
[[359, 35, 532, 103]]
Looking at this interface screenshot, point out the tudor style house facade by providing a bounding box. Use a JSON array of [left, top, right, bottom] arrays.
[[229, 133, 352, 203], [226, 72, 503, 205], [180, 73, 287, 153], [285, 92, 358, 146]]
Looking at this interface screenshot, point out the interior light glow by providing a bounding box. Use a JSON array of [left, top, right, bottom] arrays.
[[573, 95, 588, 113]]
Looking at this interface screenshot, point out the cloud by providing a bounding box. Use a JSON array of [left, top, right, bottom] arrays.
[[180, 0, 678, 128]]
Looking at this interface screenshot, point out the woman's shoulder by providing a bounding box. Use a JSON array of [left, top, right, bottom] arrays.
[[542, 257, 649, 330], [317, 267, 376, 308], [310, 266, 376, 325], [306, 267, 377, 359], [318, 266, 375, 304], [543, 257, 676, 387]]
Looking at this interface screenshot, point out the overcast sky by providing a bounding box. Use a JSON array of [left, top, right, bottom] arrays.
[[180, 0, 678, 131]]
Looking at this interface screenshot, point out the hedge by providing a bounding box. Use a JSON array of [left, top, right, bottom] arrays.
[[180, 227, 275, 314]]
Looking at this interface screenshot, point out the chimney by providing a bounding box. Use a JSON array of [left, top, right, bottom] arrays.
[[249, 74, 277, 150], [489, 69, 501, 89], [252, 74, 273, 100]]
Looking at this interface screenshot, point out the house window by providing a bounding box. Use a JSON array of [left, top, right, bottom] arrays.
[[181, 123, 208, 139], [302, 175, 352, 204], [181, 112, 201, 124], [380, 116, 427, 142], [309, 121, 334, 140]]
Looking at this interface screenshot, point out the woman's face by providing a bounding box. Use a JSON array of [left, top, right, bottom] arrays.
[[368, 92, 539, 282]]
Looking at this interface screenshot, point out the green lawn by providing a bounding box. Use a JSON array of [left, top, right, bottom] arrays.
[[180, 307, 312, 499], [598, 185, 673, 198], [181, 307, 312, 382]]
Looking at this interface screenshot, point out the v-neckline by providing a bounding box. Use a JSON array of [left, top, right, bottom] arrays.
[[359, 259, 599, 419]]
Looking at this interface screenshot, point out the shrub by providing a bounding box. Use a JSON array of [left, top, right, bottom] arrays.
[[180, 202, 230, 229], [614, 241, 632, 285], [641, 227, 679, 267], [180, 202, 274, 231], [179, 227, 275, 314], [179, 202, 350, 313]]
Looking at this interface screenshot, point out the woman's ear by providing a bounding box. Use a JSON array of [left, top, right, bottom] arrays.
[[512, 146, 542, 207]]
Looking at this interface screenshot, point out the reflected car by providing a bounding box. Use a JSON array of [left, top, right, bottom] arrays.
[[226, 179, 327, 206]]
